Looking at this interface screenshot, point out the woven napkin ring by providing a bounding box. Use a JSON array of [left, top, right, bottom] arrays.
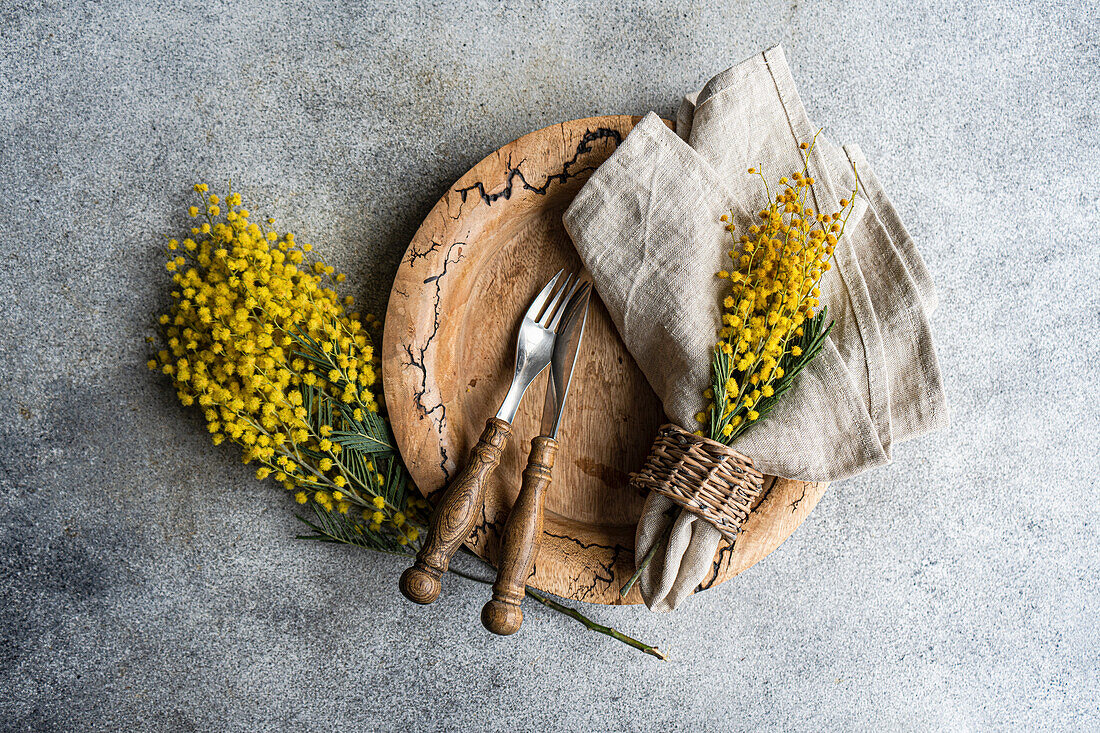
[[629, 424, 765, 539]]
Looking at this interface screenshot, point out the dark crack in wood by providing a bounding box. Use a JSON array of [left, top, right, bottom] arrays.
[[789, 485, 808, 513], [466, 497, 506, 553], [406, 239, 445, 268], [697, 541, 735, 591], [543, 531, 630, 602], [456, 127, 623, 207], [400, 241, 465, 483]]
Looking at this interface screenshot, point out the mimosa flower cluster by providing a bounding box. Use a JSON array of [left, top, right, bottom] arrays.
[[699, 138, 858, 444], [148, 185, 424, 548], [144, 184, 666, 658]]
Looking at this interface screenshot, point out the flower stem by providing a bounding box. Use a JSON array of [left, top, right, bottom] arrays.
[[619, 532, 661, 598], [524, 586, 667, 660], [619, 507, 675, 598], [450, 549, 666, 660]]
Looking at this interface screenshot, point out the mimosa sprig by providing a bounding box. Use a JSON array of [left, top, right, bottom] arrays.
[[622, 135, 859, 597]]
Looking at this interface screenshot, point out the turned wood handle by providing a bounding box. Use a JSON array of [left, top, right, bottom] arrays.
[[400, 417, 512, 605], [481, 435, 558, 635]]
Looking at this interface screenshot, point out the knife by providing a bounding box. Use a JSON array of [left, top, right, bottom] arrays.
[[481, 283, 591, 635]]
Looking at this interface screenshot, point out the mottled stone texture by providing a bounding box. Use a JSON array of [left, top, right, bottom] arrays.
[[0, 0, 1096, 729]]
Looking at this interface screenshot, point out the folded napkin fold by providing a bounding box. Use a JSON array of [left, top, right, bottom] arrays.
[[563, 46, 947, 611]]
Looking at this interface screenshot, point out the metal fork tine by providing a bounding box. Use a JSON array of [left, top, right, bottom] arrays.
[[524, 269, 563, 322], [538, 272, 574, 326], [548, 280, 588, 331]]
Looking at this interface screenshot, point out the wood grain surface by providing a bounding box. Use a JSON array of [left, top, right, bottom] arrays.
[[399, 417, 512, 605], [482, 435, 559, 635], [382, 115, 828, 605]]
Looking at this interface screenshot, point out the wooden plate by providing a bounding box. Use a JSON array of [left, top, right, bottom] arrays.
[[383, 116, 827, 604]]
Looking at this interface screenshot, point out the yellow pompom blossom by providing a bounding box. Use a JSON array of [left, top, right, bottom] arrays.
[[702, 136, 858, 444], [148, 184, 424, 550]]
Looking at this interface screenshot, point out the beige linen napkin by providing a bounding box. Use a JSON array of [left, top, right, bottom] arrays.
[[563, 46, 947, 611]]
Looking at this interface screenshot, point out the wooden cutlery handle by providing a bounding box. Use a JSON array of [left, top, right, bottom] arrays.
[[400, 417, 512, 605], [481, 436, 558, 635]]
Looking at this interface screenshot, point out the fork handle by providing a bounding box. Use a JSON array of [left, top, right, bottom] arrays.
[[481, 436, 558, 635], [400, 418, 512, 605]]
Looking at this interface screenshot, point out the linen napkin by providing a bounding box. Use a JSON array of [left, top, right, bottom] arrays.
[[563, 46, 947, 611]]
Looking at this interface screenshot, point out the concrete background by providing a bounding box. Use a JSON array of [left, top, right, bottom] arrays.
[[1, 0, 1097, 729]]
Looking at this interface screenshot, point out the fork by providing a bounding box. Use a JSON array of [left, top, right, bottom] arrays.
[[400, 269, 584, 605]]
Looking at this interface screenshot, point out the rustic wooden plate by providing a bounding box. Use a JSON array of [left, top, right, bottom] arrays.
[[383, 115, 828, 604]]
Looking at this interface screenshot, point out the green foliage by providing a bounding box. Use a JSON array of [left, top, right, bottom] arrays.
[[709, 308, 833, 443], [288, 327, 420, 551]]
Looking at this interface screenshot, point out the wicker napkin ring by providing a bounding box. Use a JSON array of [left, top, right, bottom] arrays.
[[629, 424, 765, 539]]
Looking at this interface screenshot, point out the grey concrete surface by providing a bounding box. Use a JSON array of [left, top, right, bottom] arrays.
[[1, 0, 1097, 729]]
